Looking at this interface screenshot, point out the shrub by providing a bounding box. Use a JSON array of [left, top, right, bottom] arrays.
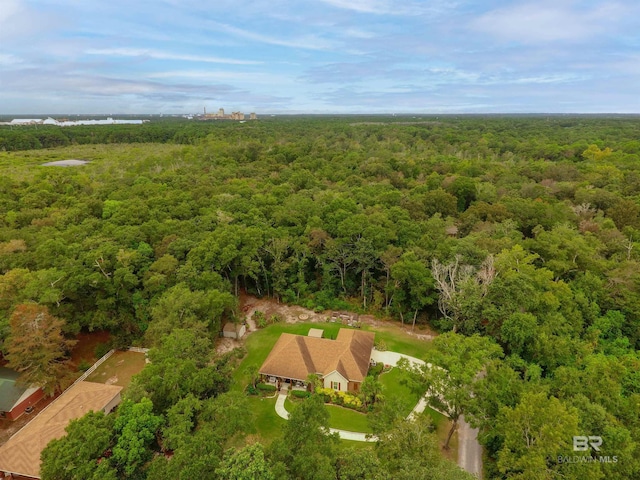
[[316, 387, 364, 411], [269, 314, 283, 324], [340, 392, 363, 410], [232, 346, 247, 360], [246, 385, 258, 396], [94, 341, 113, 359], [374, 339, 387, 351], [257, 383, 277, 392], [252, 310, 267, 328], [368, 363, 383, 377], [78, 359, 92, 372], [291, 390, 311, 399]]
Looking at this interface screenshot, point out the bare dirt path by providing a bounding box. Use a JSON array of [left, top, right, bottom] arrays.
[[216, 293, 437, 355]]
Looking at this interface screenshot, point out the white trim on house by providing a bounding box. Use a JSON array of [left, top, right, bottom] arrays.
[[323, 370, 348, 391]]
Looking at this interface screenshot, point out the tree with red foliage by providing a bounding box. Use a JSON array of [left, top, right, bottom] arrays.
[[6, 303, 76, 396]]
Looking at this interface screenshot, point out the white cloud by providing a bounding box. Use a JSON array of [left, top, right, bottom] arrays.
[[208, 21, 339, 51], [472, 1, 628, 44], [0, 0, 21, 23], [85, 48, 262, 65], [0, 54, 23, 66], [316, 0, 450, 16]]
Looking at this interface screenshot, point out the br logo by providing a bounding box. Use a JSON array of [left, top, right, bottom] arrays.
[[573, 436, 602, 452]]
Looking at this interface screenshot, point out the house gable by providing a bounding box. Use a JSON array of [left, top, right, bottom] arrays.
[[323, 370, 348, 391]]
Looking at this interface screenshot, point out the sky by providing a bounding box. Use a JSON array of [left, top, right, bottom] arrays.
[[1, 0, 639, 114]]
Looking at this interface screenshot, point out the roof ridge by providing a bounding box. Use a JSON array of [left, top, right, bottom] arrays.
[[296, 336, 317, 375]]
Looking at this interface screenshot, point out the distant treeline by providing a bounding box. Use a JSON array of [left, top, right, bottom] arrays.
[[0, 121, 218, 151]]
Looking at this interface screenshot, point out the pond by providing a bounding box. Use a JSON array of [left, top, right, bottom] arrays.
[[41, 159, 89, 166]]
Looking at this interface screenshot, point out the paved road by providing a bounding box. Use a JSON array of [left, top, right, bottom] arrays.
[[458, 415, 483, 478]]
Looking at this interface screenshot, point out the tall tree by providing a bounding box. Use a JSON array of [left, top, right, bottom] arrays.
[[5, 303, 76, 395], [390, 251, 436, 329], [112, 397, 163, 477], [400, 332, 503, 449], [215, 444, 275, 480], [496, 391, 580, 479], [41, 411, 115, 480], [376, 413, 474, 480], [269, 394, 339, 480]]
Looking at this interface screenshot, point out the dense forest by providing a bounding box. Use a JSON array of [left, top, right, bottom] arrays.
[[1, 116, 639, 479]]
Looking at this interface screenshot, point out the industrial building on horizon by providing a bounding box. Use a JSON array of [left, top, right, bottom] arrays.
[[200, 107, 257, 121]]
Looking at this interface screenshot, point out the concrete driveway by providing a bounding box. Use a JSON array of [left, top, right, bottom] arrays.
[[274, 349, 483, 477]]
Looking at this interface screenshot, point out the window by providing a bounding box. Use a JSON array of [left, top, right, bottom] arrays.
[[331, 381, 340, 391]]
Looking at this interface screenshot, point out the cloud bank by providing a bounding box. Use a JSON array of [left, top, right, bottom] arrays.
[[1, 0, 639, 113]]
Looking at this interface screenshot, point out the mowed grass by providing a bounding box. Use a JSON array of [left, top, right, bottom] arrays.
[[365, 323, 433, 360], [85, 351, 146, 390], [231, 322, 350, 391], [378, 367, 421, 417], [326, 404, 372, 433], [231, 320, 438, 446], [231, 320, 432, 392], [245, 396, 286, 444]]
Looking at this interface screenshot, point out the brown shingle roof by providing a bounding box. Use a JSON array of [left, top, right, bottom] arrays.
[[259, 329, 374, 383], [0, 381, 122, 478]]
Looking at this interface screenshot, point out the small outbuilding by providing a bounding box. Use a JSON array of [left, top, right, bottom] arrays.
[[222, 322, 246, 339]]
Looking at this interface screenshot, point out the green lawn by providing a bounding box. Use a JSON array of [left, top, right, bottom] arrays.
[[245, 396, 286, 444], [231, 322, 355, 391], [286, 396, 372, 434], [364, 324, 433, 360], [232, 321, 438, 446], [326, 404, 372, 433], [378, 367, 421, 417]]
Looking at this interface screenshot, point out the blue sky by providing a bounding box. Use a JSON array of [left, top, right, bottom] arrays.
[[1, 0, 639, 114]]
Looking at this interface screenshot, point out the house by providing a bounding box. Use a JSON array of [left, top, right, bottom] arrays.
[[222, 322, 246, 339], [0, 367, 44, 421], [259, 329, 375, 393], [0, 381, 122, 479]]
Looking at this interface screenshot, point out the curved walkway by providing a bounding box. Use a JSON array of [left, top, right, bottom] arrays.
[[273, 348, 483, 477], [275, 393, 377, 442], [274, 350, 432, 442]]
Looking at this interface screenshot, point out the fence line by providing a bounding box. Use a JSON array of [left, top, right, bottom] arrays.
[[72, 349, 115, 387]]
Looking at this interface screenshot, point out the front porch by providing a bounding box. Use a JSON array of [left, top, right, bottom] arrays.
[[262, 375, 308, 392]]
